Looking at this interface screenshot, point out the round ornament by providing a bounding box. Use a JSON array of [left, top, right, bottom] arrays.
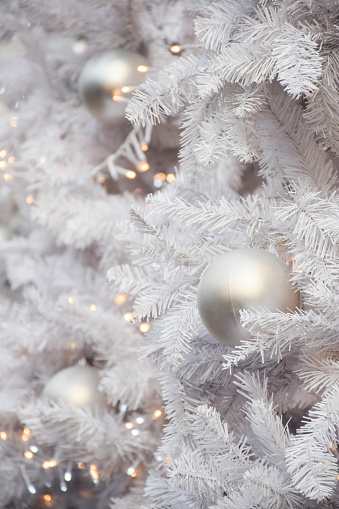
[[42, 365, 105, 409], [197, 248, 300, 348], [78, 49, 148, 124]]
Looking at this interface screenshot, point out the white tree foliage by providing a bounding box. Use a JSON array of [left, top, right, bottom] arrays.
[[109, 0, 339, 506]]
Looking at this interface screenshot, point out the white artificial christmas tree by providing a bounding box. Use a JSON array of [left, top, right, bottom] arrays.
[[0, 1, 193, 507], [107, 0, 339, 507]]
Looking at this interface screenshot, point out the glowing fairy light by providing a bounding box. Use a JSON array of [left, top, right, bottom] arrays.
[[3, 173, 13, 181], [8, 156, 15, 164], [170, 45, 181, 54], [78, 462, 85, 469], [40, 156, 46, 164], [115, 293, 127, 305], [126, 170, 136, 179], [26, 195, 34, 204], [166, 173, 176, 183], [125, 422, 134, 430], [131, 429, 139, 436], [90, 304, 96, 312], [42, 460, 58, 469], [136, 417, 144, 424], [121, 86, 130, 93], [154, 172, 166, 182], [127, 467, 135, 476], [24, 451, 33, 459], [139, 162, 149, 172], [68, 296, 74, 304], [73, 38, 88, 54], [153, 410, 162, 419], [22, 428, 31, 441], [98, 175, 106, 184], [124, 312, 133, 322], [89, 464, 99, 481], [137, 65, 148, 73], [139, 323, 150, 333], [0, 161, 7, 169], [69, 342, 77, 350], [0, 431, 7, 440], [9, 116, 18, 127], [43, 494, 53, 507], [140, 143, 148, 152], [29, 445, 38, 453], [0, 150, 7, 158]]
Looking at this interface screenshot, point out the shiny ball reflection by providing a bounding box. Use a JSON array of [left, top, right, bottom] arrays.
[[78, 49, 148, 124], [197, 248, 300, 348], [42, 365, 105, 409]]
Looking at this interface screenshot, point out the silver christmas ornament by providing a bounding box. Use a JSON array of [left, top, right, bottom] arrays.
[[42, 365, 105, 409], [197, 248, 300, 348], [78, 49, 148, 124]]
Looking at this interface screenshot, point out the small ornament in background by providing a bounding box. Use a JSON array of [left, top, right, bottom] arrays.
[[42, 365, 105, 409], [197, 248, 300, 348], [78, 49, 148, 125]]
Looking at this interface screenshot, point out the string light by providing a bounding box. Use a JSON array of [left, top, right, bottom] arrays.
[[126, 170, 136, 179], [42, 460, 58, 469], [140, 323, 150, 333], [0, 431, 7, 440], [154, 172, 166, 182], [9, 116, 18, 127], [89, 464, 99, 481], [8, 156, 15, 164], [127, 467, 135, 476], [26, 195, 34, 204], [40, 156, 46, 164], [125, 422, 134, 430], [121, 86, 131, 93], [3, 173, 13, 181], [30, 445, 38, 453], [124, 312, 133, 322], [68, 296, 74, 304], [90, 304, 96, 312], [153, 410, 162, 419], [170, 45, 181, 54], [43, 494, 53, 507], [78, 462, 85, 469], [115, 293, 128, 305], [131, 429, 139, 436], [69, 342, 77, 350], [140, 143, 148, 152], [0, 161, 7, 169], [73, 38, 87, 54], [166, 173, 176, 183], [0, 150, 7, 158], [98, 175, 106, 184], [22, 428, 31, 441], [24, 451, 33, 459], [64, 471, 72, 482], [136, 417, 144, 424], [137, 65, 148, 73], [139, 162, 149, 172]]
